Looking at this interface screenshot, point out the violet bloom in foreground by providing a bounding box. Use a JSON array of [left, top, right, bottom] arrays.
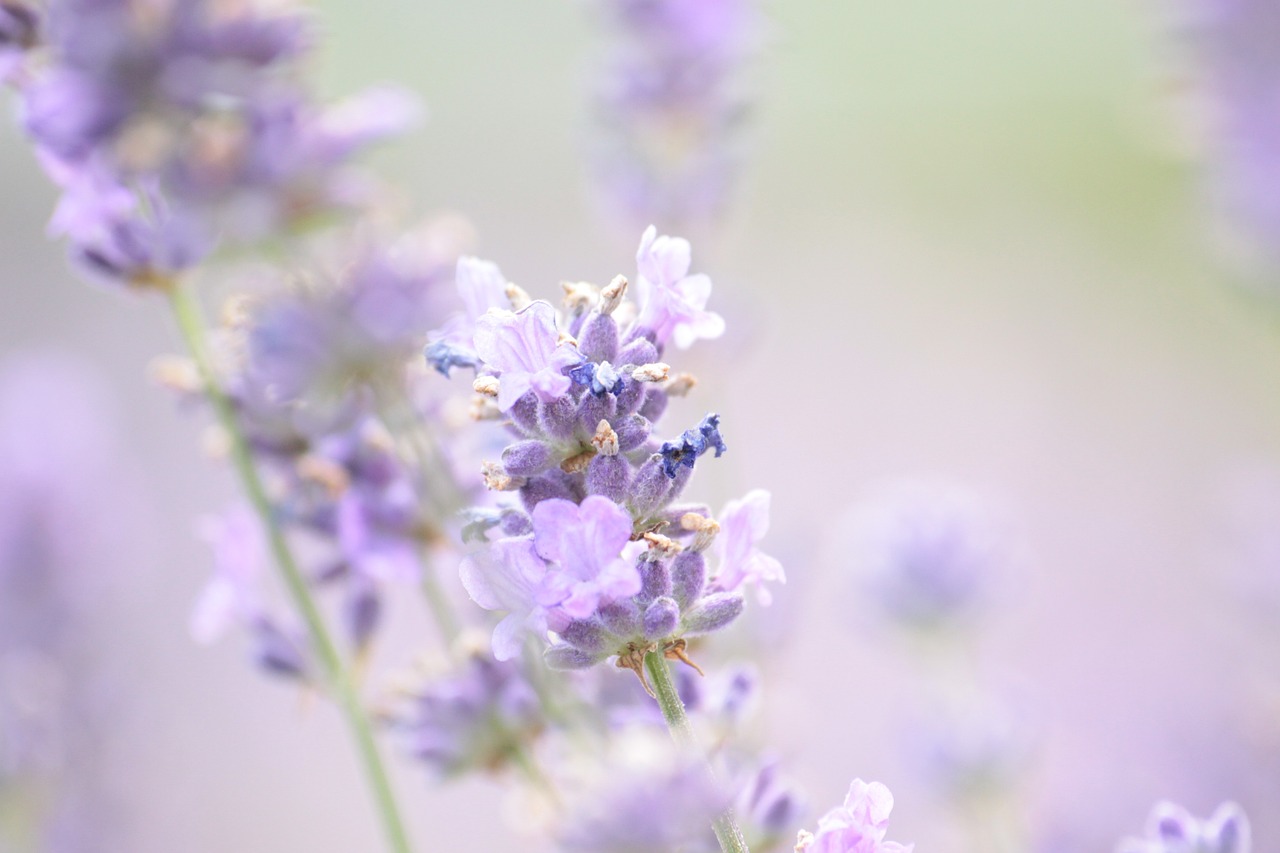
[[435, 228, 781, 683], [1117, 800, 1250, 853], [796, 779, 913, 853]]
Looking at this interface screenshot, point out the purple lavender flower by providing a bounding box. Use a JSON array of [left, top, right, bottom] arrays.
[[460, 537, 559, 661], [8, 0, 415, 285], [796, 779, 914, 853], [0, 354, 148, 851], [1183, 0, 1280, 277], [587, 0, 759, 227], [395, 643, 543, 778], [191, 506, 268, 645], [840, 481, 1002, 627], [425, 255, 511, 376], [532, 496, 643, 617], [250, 229, 460, 404], [711, 489, 784, 604], [1117, 800, 1250, 853], [437, 231, 769, 677], [473, 301, 584, 411], [192, 505, 312, 678], [557, 744, 730, 853], [734, 758, 806, 847], [0, 0, 37, 82], [633, 225, 725, 349]]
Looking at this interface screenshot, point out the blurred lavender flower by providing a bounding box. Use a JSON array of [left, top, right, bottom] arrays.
[[164, 224, 470, 656], [905, 698, 1032, 799], [557, 736, 729, 853], [795, 779, 913, 853], [0, 354, 148, 852], [393, 642, 543, 778], [191, 505, 312, 679], [436, 228, 781, 683], [1117, 800, 1250, 853], [1176, 0, 1280, 278], [587, 0, 760, 228], [733, 758, 806, 850], [0, 0, 38, 82], [249, 225, 463, 406], [6, 0, 417, 286], [839, 481, 1003, 628]]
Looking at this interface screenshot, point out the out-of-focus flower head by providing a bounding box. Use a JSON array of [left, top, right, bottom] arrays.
[[587, 0, 761, 228], [1172, 0, 1280, 281], [796, 779, 914, 853], [393, 639, 544, 779], [1117, 800, 1250, 853], [556, 728, 730, 853], [7, 0, 419, 287], [0, 353, 147, 850], [838, 480, 1003, 629]]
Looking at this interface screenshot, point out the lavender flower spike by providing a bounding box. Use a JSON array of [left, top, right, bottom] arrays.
[[713, 488, 784, 604], [634, 225, 725, 349], [473, 301, 583, 410], [1117, 800, 1250, 853], [796, 779, 913, 853]]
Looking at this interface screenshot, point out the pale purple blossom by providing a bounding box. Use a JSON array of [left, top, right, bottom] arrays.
[[796, 779, 913, 853], [473, 301, 582, 410], [191, 506, 268, 645], [712, 488, 784, 604], [425, 255, 511, 376], [1117, 801, 1250, 853], [460, 537, 558, 661], [532, 496, 642, 618], [633, 225, 725, 348]]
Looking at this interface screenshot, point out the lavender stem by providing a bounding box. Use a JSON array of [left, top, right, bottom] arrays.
[[168, 283, 414, 853], [643, 650, 750, 853]]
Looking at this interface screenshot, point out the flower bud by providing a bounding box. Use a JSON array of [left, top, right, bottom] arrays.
[[501, 440, 554, 477], [681, 592, 744, 635], [643, 597, 680, 640]]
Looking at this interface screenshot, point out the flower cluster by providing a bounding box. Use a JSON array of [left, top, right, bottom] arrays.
[[163, 227, 468, 659], [5, 0, 414, 287], [795, 779, 913, 853], [587, 0, 759, 227], [1117, 801, 1251, 853], [392, 640, 543, 779], [435, 226, 781, 689]]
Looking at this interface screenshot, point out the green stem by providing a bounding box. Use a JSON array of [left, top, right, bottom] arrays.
[[644, 651, 750, 853], [168, 284, 414, 853]]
